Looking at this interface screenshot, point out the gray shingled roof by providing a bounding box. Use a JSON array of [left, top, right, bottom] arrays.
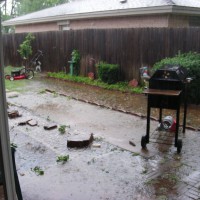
[[3, 0, 200, 26]]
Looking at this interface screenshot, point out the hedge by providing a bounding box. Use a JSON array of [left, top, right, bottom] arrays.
[[153, 52, 200, 104]]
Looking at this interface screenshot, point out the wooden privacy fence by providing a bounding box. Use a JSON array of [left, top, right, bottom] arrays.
[[2, 28, 200, 80]]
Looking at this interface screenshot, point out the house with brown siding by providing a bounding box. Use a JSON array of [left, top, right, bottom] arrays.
[[2, 0, 200, 33]]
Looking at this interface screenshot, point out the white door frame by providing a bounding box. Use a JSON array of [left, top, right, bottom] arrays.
[[0, 3, 17, 199]]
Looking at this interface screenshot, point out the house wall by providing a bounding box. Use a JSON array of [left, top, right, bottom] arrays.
[[15, 15, 170, 33], [15, 22, 59, 33], [69, 15, 169, 29], [168, 15, 189, 27], [14, 14, 193, 33]]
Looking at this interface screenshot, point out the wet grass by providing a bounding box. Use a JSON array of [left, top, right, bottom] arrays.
[[5, 77, 27, 92], [4, 66, 30, 92], [47, 72, 143, 94]]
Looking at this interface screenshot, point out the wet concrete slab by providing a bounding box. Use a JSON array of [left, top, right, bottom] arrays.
[[8, 108, 152, 200], [5, 75, 200, 200]]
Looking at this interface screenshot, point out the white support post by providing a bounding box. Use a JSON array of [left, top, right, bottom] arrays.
[[0, 3, 17, 199]]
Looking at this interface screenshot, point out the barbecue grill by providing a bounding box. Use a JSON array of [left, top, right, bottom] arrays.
[[141, 65, 190, 153]]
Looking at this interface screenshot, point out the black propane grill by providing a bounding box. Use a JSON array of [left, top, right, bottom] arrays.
[[142, 65, 190, 153]]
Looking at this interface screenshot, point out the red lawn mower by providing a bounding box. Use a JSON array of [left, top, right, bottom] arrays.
[[5, 50, 43, 81], [5, 68, 34, 81]]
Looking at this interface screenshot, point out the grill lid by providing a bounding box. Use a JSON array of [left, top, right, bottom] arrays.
[[150, 65, 188, 82]]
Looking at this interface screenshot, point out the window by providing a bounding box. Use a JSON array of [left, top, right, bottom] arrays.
[[58, 21, 70, 31]]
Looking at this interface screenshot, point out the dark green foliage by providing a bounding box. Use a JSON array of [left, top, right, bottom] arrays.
[[31, 166, 44, 176], [58, 125, 66, 134], [56, 155, 69, 164], [97, 62, 119, 84], [71, 49, 81, 76], [153, 52, 200, 104], [2, 14, 13, 33], [17, 33, 35, 60]]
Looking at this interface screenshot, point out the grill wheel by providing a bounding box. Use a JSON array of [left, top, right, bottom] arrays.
[[141, 136, 147, 149], [177, 139, 182, 153]]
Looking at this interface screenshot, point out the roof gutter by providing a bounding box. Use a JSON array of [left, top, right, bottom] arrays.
[[2, 5, 200, 26], [172, 5, 200, 15]]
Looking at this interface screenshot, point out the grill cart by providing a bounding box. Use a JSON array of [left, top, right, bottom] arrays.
[[141, 65, 191, 153]]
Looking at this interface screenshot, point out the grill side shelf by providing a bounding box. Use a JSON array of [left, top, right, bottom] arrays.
[[143, 89, 182, 96]]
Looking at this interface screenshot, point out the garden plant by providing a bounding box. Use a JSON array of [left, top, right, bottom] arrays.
[[18, 33, 35, 63]]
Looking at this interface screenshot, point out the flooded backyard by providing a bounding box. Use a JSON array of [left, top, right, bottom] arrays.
[[5, 74, 200, 200]]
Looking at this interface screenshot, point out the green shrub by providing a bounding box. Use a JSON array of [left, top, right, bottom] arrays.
[[153, 52, 200, 104], [18, 33, 35, 60], [71, 49, 80, 76], [97, 61, 119, 84]]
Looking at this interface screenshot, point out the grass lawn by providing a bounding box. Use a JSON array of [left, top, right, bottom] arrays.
[[4, 66, 30, 92]]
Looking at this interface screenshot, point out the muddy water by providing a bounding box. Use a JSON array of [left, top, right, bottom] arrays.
[[33, 75, 200, 130]]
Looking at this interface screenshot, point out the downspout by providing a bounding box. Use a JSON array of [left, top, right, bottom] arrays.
[[0, 3, 17, 200]]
